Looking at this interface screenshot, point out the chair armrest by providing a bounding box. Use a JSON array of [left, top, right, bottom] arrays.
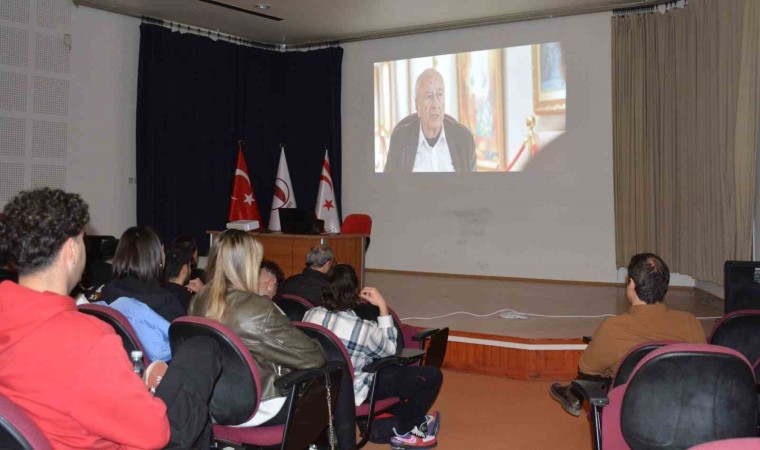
[[412, 328, 440, 342], [363, 356, 403, 373], [399, 348, 425, 364], [274, 368, 322, 389], [572, 379, 609, 407]]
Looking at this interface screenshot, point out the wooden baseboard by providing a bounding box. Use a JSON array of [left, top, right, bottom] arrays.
[[440, 330, 584, 380]]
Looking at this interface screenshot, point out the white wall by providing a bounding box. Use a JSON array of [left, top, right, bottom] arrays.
[[342, 12, 623, 283], [69, 5, 139, 236]]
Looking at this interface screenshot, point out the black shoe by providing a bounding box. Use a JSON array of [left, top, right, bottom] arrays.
[[549, 383, 582, 416]]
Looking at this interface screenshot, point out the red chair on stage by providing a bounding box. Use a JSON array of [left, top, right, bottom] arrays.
[[341, 214, 372, 251]]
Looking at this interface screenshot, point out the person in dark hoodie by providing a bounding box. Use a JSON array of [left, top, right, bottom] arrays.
[[0, 188, 221, 448], [99, 226, 184, 361]]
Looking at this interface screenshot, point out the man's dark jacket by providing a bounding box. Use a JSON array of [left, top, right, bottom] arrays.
[[384, 113, 476, 172], [281, 267, 328, 307]]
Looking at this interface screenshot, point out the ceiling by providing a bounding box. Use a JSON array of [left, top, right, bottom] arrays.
[[73, 0, 658, 46]]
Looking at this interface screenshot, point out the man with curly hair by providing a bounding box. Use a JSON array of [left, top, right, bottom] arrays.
[[0, 188, 220, 448]]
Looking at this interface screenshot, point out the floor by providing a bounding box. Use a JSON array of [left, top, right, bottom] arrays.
[[363, 369, 591, 450], [365, 270, 725, 339]]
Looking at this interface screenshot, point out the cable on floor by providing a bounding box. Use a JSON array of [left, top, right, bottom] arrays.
[[401, 309, 722, 321]]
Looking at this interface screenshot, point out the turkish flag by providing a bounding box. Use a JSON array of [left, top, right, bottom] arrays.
[[315, 149, 340, 233], [228, 145, 261, 223]]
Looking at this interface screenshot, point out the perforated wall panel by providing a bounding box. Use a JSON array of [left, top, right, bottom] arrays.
[[0, 117, 25, 157], [35, 32, 68, 73], [32, 120, 66, 158], [33, 76, 67, 115], [0, 0, 30, 25], [0, 71, 27, 112], [31, 164, 65, 190], [36, 0, 70, 30], [0, 25, 29, 68], [0, 163, 25, 202]]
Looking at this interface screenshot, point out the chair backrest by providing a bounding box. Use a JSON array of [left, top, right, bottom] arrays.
[[709, 310, 760, 376], [341, 214, 372, 235], [78, 304, 149, 366], [292, 322, 355, 381], [619, 344, 757, 450], [423, 327, 449, 368], [169, 317, 261, 425], [280, 363, 343, 450], [689, 438, 760, 449], [354, 303, 405, 355], [0, 393, 52, 450], [276, 294, 314, 322], [613, 341, 675, 387]]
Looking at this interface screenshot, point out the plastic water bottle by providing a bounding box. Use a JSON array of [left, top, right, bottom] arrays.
[[131, 350, 144, 378]]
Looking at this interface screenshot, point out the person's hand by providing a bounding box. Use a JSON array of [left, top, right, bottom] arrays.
[[360, 287, 389, 316], [187, 278, 205, 293]]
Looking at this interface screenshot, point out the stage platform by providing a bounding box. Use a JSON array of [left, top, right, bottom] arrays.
[[365, 269, 724, 380]]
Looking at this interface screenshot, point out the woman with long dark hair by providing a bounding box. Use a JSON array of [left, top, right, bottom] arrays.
[[101, 226, 184, 322], [190, 229, 325, 426], [303, 264, 443, 449]]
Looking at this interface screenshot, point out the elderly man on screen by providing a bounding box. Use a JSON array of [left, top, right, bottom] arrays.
[[384, 68, 476, 173]]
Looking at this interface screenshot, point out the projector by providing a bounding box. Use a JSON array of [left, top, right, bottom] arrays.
[[226, 220, 260, 231]]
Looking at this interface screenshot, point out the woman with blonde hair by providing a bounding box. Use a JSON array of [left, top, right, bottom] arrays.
[[189, 229, 325, 426]]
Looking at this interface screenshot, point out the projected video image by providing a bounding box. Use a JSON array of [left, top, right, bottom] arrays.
[[374, 42, 566, 173]]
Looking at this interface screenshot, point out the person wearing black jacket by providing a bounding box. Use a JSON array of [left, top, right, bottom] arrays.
[[281, 244, 334, 306], [101, 226, 184, 322]]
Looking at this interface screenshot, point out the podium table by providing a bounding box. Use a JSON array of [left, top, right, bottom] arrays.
[[207, 231, 368, 287]]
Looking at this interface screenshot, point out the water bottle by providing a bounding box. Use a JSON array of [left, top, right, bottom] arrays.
[[131, 350, 144, 378]]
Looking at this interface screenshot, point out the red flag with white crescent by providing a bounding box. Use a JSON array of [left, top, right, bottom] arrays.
[[228, 144, 261, 223], [315, 149, 340, 233], [268, 147, 297, 231]]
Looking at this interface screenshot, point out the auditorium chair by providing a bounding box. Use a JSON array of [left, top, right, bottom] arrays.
[[293, 321, 425, 449], [169, 317, 341, 450], [572, 344, 758, 450], [0, 393, 52, 450], [689, 438, 760, 449], [341, 214, 372, 251], [275, 294, 315, 322], [355, 303, 449, 366], [709, 310, 760, 377], [611, 341, 675, 387], [78, 303, 150, 366]]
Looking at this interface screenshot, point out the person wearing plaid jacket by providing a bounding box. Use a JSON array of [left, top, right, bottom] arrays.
[[303, 264, 443, 449]]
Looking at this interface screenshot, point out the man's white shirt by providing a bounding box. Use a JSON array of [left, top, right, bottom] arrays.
[[413, 125, 454, 172]]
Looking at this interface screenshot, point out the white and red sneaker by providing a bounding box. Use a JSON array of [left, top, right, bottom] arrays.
[[389, 426, 437, 449]]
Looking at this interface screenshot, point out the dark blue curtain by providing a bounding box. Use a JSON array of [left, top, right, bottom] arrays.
[[136, 24, 342, 252]]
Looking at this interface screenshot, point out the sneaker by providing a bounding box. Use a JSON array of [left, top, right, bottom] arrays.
[[549, 383, 582, 417], [389, 426, 437, 449], [419, 411, 440, 436], [144, 360, 168, 394]]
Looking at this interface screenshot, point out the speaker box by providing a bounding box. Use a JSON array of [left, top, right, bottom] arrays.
[[724, 261, 760, 313]]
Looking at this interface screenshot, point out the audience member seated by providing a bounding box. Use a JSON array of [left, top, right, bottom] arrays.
[[189, 229, 326, 426], [0, 256, 17, 284], [550, 253, 706, 416], [259, 259, 285, 300], [163, 245, 194, 313], [101, 227, 185, 322], [281, 244, 334, 306], [0, 188, 221, 448], [173, 234, 205, 283], [303, 264, 442, 449]]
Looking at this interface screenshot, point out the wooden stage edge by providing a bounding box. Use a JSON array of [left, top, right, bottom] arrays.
[[440, 330, 586, 381]]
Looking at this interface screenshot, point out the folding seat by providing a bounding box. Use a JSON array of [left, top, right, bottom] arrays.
[[169, 317, 341, 449], [573, 344, 758, 450], [709, 309, 760, 377], [292, 321, 425, 448], [275, 294, 315, 322], [0, 393, 52, 450], [78, 303, 150, 366]]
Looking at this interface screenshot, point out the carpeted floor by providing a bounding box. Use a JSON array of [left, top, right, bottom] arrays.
[[363, 369, 591, 450]]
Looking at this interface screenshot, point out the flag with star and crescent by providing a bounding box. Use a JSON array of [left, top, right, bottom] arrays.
[[228, 143, 262, 223], [315, 149, 340, 233]]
